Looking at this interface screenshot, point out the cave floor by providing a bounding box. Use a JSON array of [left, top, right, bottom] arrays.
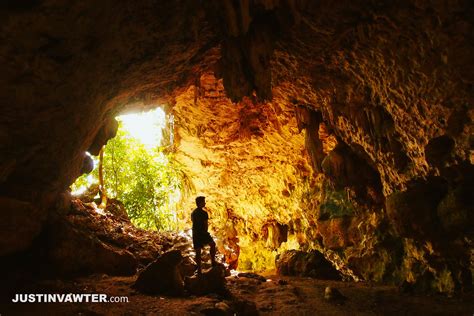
[[1, 274, 473, 315]]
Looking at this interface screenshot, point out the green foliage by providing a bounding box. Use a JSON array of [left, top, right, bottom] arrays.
[[319, 181, 355, 219], [71, 120, 189, 231], [70, 158, 99, 196]]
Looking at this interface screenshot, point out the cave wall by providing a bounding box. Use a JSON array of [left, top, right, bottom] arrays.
[[265, 0, 474, 292], [0, 0, 218, 254], [176, 0, 473, 291], [0, 0, 473, 293], [173, 73, 313, 270]]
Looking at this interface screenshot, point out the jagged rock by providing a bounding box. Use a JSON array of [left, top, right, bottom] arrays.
[[0, 196, 46, 256], [134, 250, 185, 296], [184, 264, 227, 295], [276, 250, 342, 280], [49, 222, 137, 276], [88, 118, 119, 156]]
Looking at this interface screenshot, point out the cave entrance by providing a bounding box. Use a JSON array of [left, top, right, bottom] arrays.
[[71, 108, 189, 232]]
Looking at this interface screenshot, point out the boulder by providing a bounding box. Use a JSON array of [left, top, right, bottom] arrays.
[[134, 250, 185, 296], [185, 264, 227, 295], [276, 250, 341, 280], [0, 196, 46, 255]]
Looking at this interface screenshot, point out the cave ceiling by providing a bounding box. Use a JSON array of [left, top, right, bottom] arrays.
[[0, 0, 473, 288], [1, 0, 472, 198]]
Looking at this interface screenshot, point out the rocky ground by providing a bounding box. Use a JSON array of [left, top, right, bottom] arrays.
[[1, 274, 473, 315], [0, 199, 473, 315]]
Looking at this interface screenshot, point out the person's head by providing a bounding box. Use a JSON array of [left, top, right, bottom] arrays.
[[195, 196, 206, 208]]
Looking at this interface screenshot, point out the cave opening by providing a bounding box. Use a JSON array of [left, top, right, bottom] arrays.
[[71, 107, 188, 232], [1, 1, 474, 314]]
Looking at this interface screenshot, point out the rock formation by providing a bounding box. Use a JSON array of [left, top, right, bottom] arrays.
[[0, 0, 472, 294], [134, 250, 185, 296]]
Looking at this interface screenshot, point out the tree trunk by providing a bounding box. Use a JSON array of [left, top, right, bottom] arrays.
[[98, 146, 108, 208]]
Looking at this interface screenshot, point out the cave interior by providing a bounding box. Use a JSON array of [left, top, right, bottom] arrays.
[[1, 0, 473, 314]]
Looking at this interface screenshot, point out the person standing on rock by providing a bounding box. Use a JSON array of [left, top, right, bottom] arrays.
[[191, 196, 217, 275]]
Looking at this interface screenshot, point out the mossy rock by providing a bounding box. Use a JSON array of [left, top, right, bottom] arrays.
[[319, 188, 355, 220], [437, 185, 473, 234]]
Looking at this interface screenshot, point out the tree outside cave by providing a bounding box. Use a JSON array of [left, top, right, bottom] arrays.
[[71, 108, 191, 231]]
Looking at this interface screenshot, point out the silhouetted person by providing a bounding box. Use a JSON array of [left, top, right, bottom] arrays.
[[191, 196, 216, 275]]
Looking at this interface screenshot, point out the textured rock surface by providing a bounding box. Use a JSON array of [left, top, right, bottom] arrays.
[[134, 250, 185, 296], [0, 0, 473, 294], [48, 220, 138, 276], [0, 0, 219, 240], [41, 198, 197, 278], [276, 249, 342, 280], [185, 264, 228, 296], [173, 73, 312, 271]]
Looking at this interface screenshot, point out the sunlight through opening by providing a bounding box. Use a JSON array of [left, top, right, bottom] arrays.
[[70, 107, 187, 232], [118, 108, 166, 150]]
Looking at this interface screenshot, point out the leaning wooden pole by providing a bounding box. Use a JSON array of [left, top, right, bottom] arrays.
[[98, 146, 108, 208]]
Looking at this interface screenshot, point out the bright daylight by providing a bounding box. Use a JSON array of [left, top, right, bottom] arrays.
[[4, 2, 473, 314], [71, 108, 186, 231]]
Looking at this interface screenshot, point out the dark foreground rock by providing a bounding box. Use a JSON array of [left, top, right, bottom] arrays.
[[0, 196, 46, 256], [49, 222, 137, 276], [276, 250, 342, 280], [133, 250, 185, 296], [324, 286, 347, 302], [185, 264, 227, 296]]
